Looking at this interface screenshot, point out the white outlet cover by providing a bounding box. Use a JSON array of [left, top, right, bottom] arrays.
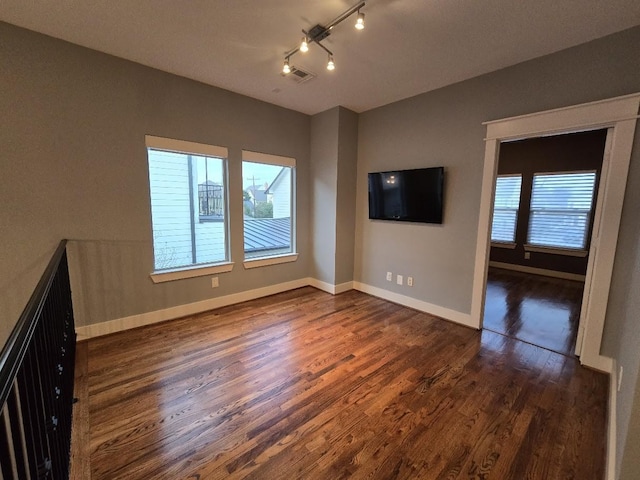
[[397, 275, 403, 285], [386, 272, 392, 281]]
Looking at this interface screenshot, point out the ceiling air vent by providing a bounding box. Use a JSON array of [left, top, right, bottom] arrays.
[[282, 66, 316, 84]]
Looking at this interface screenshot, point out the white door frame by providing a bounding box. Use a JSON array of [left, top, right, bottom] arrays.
[[470, 93, 640, 373]]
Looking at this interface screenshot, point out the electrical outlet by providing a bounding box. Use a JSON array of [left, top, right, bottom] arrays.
[[386, 272, 393, 281], [211, 277, 219, 288], [407, 277, 413, 287], [397, 275, 403, 285], [618, 366, 624, 392], [524, 252, 531, 260]]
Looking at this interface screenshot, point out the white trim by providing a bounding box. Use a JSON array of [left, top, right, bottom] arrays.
[[243, 253, 298, 269], [150, 262, 234, 283], [308, 279, 355, 295], [579, 120, 636, 369], [606, 359, 617, 480], [474, 93, 640, 371], [335, 281, 354, 294], [491, 242, 517, 250], [470, 138, 500, 328], [489, 261, 586, 282], [308, 278, 335, 294], [145, 135, 228, 158], [523, 245, 588, 258], [483, 93, 640, 138], [76, 278, 310, 338], [242, 149, 296, 167], [353, 281, 475, 329]]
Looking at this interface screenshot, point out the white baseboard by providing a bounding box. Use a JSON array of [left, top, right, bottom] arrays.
[[489, 261, 586, 282], [335, 281, 354, 294], [581, 353, 613, 374], [75, 278, 473, 339], [308, 278, 354, 294], [352, 281, 475, 329], [607, 359, 617, 480], [76, 278, 310, 339]]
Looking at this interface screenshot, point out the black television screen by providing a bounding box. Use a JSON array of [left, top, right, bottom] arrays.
[[368, 167, 444, 224]]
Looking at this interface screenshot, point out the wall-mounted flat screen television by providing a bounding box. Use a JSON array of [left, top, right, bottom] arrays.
[[368, 167, 444, 224]]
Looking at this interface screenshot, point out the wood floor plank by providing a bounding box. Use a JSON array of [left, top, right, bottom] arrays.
[[83, 287, 607, 479]]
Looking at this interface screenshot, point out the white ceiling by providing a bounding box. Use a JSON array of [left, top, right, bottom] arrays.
[[1, 1, 639, 115]]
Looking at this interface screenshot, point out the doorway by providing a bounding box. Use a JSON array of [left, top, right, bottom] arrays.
[[470, 93, 640, 372], [483, 130, 606, 356]]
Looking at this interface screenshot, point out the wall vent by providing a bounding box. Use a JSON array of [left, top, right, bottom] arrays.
[[282, 66, 316, 84]]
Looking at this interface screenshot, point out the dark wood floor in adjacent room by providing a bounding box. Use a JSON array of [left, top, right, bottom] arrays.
[[483, 267, 584, 356], [79, 287, 607, 479]]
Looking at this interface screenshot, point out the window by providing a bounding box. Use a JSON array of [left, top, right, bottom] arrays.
[[146, 136, 229, 273], [198, 157, 225, 222], [242, 150, 295, 262], [527, 171, 597, 250], [491, 175, 522, 243]]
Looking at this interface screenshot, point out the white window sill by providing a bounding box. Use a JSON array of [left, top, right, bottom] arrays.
[[491, 242, 517, 250], [524, 245, 588, 258], [150, 262, 234, 283], [243, 253, 298, 269]]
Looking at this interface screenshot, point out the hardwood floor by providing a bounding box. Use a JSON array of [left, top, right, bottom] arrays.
[[483, 268, 584, 356], [79, 287, 607, 479]]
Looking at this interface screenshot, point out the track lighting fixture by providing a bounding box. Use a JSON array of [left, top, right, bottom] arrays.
[[281, 1, 365, 75]]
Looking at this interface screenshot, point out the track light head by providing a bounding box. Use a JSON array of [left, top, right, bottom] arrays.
[[327, 55, 335, 71], [282, 57, 291, 74], [300, 37, 309, 53], [355, 11, 365, 30]]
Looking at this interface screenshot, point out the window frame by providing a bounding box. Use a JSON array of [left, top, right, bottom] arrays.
[[490, 174, 523, 247], [525, 169, 597, 254], [145, 135, 234, 283], [241, 150, 298, 269]]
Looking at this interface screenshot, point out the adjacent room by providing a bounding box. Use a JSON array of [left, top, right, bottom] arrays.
[[1, 1, 640, 479]]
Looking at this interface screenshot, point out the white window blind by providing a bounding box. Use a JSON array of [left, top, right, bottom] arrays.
[[527, 171, 596, 250], [491, 175, 522, 243]]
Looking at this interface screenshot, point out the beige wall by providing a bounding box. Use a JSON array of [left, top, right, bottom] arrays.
[[0, 21, 310, 333]]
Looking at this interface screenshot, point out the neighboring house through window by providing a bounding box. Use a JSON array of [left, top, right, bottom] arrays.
[[491, 174, 522, 244], [527, 171, 597, 251], [146, 136, 229, 272], [242, 150, 295, 261]]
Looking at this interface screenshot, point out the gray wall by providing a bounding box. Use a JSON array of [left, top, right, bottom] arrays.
[[334, 108, 358, 285], [355, 26, 640, 479], [0, 21, 310, 334], [310, 108, 339, 284], [3, 17, 640, 480], [608, 129, 640, 479], [310, 107, 358, 286], [615, 228, 640, 479]]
